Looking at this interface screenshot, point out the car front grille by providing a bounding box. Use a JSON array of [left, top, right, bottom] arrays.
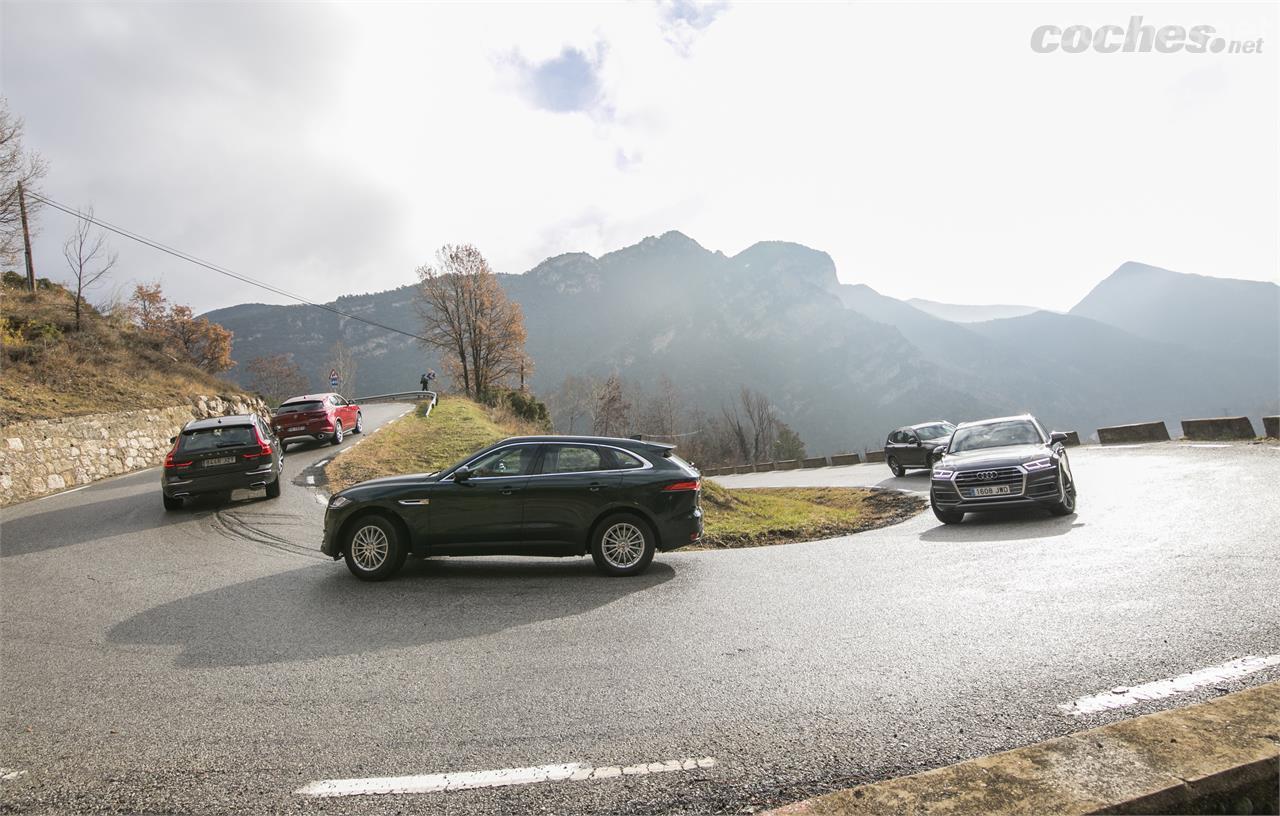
[[954, 466, 1024, 499]]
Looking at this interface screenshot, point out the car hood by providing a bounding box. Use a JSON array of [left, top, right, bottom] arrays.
[[340, 473, 434, 496], [939, 444, 1049, 469]]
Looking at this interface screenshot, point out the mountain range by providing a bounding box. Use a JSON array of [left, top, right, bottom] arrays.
[[205, 234, 1279, 454]]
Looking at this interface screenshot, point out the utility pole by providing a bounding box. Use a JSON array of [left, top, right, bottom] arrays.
[[17, 182, 35, 291]]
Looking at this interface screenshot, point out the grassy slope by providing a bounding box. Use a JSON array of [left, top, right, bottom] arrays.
[[325, 396, 535, 493], [0, 282, 239, 424], [327, 395, 925, 547]]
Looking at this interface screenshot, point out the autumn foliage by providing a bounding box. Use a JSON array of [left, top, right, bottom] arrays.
[[128, 283, 234, 374]]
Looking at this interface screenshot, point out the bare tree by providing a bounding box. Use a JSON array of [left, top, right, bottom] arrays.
[[62, 207, 116, 331], [549, 374, 595, 433], [592, 374, 631, 437], [416, 244, 529, 399], [246, 354, 309, 406], [721, 387, 778, 465], [0, 100, 47, 267], [327, 340, 358, 397], [637, 375, 681, 438]]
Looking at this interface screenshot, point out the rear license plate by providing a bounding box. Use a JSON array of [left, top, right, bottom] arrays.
[[288, 425, 304, 432], [204, 456, 236, 467], [971, 485, 1011, 497]]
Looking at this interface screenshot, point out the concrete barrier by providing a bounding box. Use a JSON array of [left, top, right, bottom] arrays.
[[1181, 416, 1257, 441], [829, 453, 861, 466], [733, 464, 754, 474], [775, 459, 800, 470], [755, 461, 776, 472], [1097, 421, 1170, 444], [702, 466, 722, 476], [801, 456, 829, 469], [1060, 431, 1081, 447], [769, 681, 1280, 816], [1265, 416, 1279, 438], [862, 450, 885, 463]]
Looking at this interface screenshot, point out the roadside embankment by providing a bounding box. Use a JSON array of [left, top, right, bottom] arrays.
[[0, 394, 269, 506], [769, 681, 1280, 816]]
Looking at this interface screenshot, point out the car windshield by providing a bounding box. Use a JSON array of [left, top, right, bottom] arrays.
[[914, 423, 953, 441], [178, 425, 255, 453], [948, 420, 1042, 453], [277, 401, 324, 414]]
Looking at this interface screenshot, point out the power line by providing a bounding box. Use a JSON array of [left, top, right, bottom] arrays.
[[26, 191, 430, 343]]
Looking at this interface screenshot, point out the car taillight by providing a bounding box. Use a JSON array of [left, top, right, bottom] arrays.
[[244, 425, 273, 459], [663, 479, 700, 492], [164, 448, 192, 469]]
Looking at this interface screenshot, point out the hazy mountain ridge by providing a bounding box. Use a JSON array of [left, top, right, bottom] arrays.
[[206, 233, 1279, 453]]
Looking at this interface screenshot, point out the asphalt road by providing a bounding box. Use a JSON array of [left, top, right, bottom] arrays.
[[2, 425, 1278, 815]]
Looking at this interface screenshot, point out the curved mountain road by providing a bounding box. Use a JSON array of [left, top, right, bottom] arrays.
[[2, 422, 1278, 815]]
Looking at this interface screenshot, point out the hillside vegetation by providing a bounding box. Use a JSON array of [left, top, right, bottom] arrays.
[[326, 395, 924, 548], [0, 277, 238, 425]]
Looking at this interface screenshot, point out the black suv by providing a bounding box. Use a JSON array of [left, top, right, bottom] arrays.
[[884, 421, 955, 476], [929, 414, 1076, 524], [162, 414, 283, 510], [322, 436, 703, 581]]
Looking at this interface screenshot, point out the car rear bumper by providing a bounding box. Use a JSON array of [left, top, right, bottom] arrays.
[[655, 506, 703, 551], [163, 464, 278, 497], [272, 419, 335, 441]]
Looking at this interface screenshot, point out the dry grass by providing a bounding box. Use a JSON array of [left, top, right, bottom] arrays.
[[696, 479, 924, 549], [0, 281, 237, 425], [324, 395, 534, 493]]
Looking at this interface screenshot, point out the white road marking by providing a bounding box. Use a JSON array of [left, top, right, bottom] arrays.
[[0, 768, 28, 781], [315, 459, 330, 467], [1182, 443, 1230, 448], [297, 756, 716, 798], [313, 494, 329, 506], [305, 475, 315, 485], [1061, 655, 1280, 716]]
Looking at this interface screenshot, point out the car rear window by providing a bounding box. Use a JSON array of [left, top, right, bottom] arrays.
[[277, 401, 324, 414], [178, 425, 256, 453]]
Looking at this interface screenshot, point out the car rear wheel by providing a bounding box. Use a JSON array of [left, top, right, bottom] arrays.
[[888, 456, 905, 477], [163, 494, 182, 511], [931, 497, 963, 524], [265, 477, 281, 499], [354, 412, 364, 433], [591, 514, 655, 577], [331, 421, 344, 446], [343, 514, 406, 581]]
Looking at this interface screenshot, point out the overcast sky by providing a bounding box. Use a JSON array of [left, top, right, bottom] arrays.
[[3, 1, 1276, 314]]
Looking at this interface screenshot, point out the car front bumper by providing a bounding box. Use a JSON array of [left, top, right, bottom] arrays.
[[931, 467, 1065, 512]]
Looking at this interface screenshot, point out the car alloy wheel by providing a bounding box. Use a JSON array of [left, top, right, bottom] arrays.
[[349, 524, 388, 571], [331, 421, 344, 445], [601, 522, 645, 568], [888, 456, 905, 477], [355, 412, 364, 433]]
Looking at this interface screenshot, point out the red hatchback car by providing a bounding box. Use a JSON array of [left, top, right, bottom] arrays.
[[271, 393, 363, 450]]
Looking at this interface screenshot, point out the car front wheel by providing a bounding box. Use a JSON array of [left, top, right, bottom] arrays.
[[931, 497, 963, 524], [343, 514, 407, 581], [1049, 469, 1077, 516], [591, 514, 655, 576]]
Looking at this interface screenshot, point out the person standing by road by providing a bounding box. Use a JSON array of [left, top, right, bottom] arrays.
[[420, 373, 429, 391]]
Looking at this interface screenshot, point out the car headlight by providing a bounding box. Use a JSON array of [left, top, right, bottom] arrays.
[[328, 495, 352, 509], [932, 468, 955, 479], [1023, 457, 1055, 471]]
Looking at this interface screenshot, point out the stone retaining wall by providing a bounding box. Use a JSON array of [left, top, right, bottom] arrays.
[[1, 394, 269, 507]]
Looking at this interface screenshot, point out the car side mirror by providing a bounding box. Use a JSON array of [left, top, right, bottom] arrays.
[[169, 436, 177, 444], [932, 446, 947, 461], [453, 465, 473, 482], [1049, 431, 1068, 445]]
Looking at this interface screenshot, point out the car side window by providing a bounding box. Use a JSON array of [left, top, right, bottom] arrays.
[[468, 446, 538, 478], [609, 449, 646, 470], [542, 445, 607, 474]]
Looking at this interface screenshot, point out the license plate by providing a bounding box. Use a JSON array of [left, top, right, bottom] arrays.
[[289, 425, 304, 432], [971, 485, 1011, 497], [204, 456, 236, 467]]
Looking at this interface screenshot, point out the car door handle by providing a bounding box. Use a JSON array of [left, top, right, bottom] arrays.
[[588, 483, 602, 492], [500, 488, 521, 496]]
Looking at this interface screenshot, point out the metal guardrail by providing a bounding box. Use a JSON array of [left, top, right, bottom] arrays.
[[352, 390, 438, 407]]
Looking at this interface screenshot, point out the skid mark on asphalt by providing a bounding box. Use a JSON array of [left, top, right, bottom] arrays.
[[297, 757, 717, 798], [1060, 655, 1280, 715], [210, 507, 325, 560]]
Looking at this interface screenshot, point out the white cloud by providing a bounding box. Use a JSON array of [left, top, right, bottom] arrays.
[[3, 1, 1275, 315]]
